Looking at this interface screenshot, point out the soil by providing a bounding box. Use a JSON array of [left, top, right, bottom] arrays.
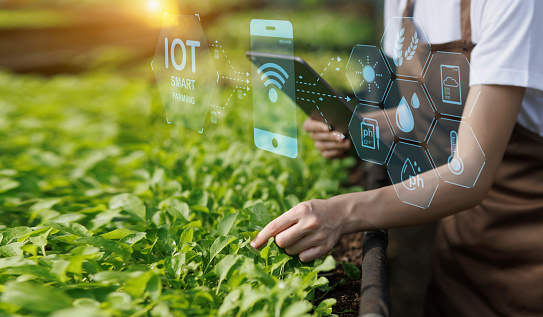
[[314, 264, 361, 317], [313, 232, 364, 316]]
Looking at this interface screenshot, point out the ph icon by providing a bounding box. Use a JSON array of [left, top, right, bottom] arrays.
[[361, 118, 380, 150], [401, 158, 424, 190]]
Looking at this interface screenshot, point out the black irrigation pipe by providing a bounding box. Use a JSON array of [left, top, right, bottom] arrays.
[[358, 230, 391, 317]]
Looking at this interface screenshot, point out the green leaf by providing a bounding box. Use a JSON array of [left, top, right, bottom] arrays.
[[214, 254, 243, 293], [179, 226, 193, 244], [217, 213, 238, 236], [146, 274, 162, 301], [49, 213, 85, 224], [270, 253, 291, 273], [313, 255, 336, 273], [106, 292, 132, 310], [50, 307, 107, 317], [75, 236, 132, 257], [341, 262, 361, 281], [218, 289, 241, 316], [88, 208, 122, 231], [93, 271, 131, 284], [30, 198, 62, 213], [2, 227, 32, 243], [285, 194, 300, 209], [0, 242, 24, 257], [45, 222, 91, 237], [120, 232, 146, 245], [0, 256, 34, 269], [188, 188, 208, 207], [208, 236, 237, 267], [282, 301, 312, 317], [239, 284, 267, 313], [29, 198, 62, 223], [100, 228, 135, 240], [123, 270, 155, 298], [29, 227, 53, 248], [164, 254, 186, 279], [109, 193, 146, 222], [251, 203, 270, 229], [315, 298, 337, 315], [0, 178, 19, 193], [1, 281, 72, 313], [165, 200, 190, 220]]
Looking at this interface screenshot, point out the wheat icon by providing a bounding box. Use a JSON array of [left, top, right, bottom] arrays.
[[393, 28, 405, 67], [405, 31, 418, 61]]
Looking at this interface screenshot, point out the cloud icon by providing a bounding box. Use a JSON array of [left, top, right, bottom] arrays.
[[443, 76, 459, 87]]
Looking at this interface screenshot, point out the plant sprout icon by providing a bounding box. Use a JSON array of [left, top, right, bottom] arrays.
[[396, 92, 420, 133], [356, 55, 384, 92]]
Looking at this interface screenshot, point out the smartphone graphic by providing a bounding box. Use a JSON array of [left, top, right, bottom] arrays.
[[441, 65, 462, 105], [250, 19, 297, 158]]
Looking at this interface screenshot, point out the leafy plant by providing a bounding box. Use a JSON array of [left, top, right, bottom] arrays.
[[0, 68, 359, 316]]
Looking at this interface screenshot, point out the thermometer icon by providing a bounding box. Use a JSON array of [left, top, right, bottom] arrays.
[[447, 130, 464, 175]]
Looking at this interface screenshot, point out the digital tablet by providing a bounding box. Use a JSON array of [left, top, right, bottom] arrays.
[[247, 51, 354, 135]]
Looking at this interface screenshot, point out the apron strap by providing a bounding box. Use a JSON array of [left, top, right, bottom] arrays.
[[402, 0, 413, 18], [460, 0, 473, 47], [402, 0, 474, 55], [402, 0, 471, 44]]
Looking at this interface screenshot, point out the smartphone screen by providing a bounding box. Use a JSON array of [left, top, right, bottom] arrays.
[[250, 19, 297, 158], [440, 65, 462, 105]]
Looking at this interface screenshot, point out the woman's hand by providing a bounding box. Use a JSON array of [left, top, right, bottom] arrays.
[[250, 199, 347, 262], [303, 118, 351, 159]]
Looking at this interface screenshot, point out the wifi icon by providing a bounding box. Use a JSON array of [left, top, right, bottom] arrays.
[[257, 63, 289, 103]]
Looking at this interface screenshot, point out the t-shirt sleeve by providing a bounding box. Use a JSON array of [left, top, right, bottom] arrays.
[[470, 0, 543, 92]]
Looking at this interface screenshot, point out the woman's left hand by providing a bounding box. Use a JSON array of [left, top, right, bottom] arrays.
[[250, 199, 347, 262]]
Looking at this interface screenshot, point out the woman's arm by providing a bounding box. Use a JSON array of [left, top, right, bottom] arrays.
[[251, 85, 526, 262]]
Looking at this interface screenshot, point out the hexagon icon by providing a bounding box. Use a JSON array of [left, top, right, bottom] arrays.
[[427, 118, 485, 188], [349, 103, 395, 165], [387, 142, 439, 209], [383, 79, 436, 143], [346, 45, 392, 104], [423, 51, 481, 118], [381, 17, 431, 79], [153, 14, 217, 133]]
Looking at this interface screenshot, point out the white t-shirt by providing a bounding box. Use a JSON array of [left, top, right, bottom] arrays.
[[384, 0, 543, 137]]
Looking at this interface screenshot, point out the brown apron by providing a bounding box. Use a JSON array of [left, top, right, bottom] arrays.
[[394, 1, 543, 316]]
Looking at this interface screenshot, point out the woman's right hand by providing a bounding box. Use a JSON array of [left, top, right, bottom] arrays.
[[303, 118, 351, 159]]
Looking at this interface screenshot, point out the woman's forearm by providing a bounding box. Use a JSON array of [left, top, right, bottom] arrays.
[[333, 176, 483, 235], [336, 85, 526, 234]]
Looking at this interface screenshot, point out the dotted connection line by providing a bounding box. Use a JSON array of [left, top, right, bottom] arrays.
[[295, 57, 349, 137], [296, 88, 351, 103], [224, 88, 237, 106], [209, 42, 250, 84], [296, 80, 317, 87], [297, 97, 331, 127], [221, 76, 249, 84], [296, 56, 343, 86], [209, 43, 234, 72], [317, 59, 332, 83], [296, 95, 346, 139], [208, 41, 250, 116]]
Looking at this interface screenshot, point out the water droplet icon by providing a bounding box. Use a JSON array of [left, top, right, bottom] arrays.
[[396, 96, 415, 133], [411, 92, 420, 109]]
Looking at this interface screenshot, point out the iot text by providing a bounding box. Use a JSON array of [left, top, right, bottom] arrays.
[[165, 37, 200, 73]]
